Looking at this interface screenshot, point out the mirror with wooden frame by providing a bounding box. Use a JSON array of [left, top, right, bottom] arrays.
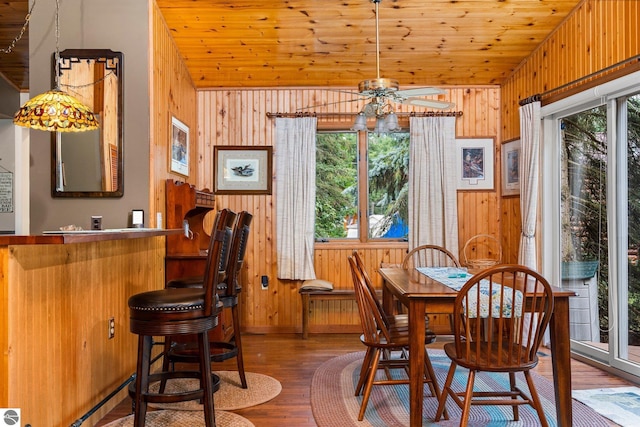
[[51, 49, 123, 197]]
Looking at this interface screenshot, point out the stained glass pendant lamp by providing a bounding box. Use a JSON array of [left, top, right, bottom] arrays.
[[13, 0, 99, 132]]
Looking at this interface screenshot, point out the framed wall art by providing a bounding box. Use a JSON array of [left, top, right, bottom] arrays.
[[502, 139, 521, 196], [214, 146, 273, 195], [456, 137, 495, 191], [170, 116, 189, 177]]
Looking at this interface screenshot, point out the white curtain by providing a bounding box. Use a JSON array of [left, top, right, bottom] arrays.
[[518, 101, 544, 345], [518, 101, 541, 269], [275, 117, 318, 280], [408, 116, 459, 255]]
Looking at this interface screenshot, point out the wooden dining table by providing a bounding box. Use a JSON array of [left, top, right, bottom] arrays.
[[378, 267, 575, 427]]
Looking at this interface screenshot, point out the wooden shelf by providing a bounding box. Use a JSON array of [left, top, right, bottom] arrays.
[[164, 179, 235, 342], [165, 179, 216, 257]]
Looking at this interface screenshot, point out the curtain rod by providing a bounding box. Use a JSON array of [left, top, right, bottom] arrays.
[[519, 95, 541, 106], [519, 55, 640, 106], [266, 111, 463, 118]]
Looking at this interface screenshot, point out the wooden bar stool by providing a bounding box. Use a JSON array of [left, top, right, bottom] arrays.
[[165, 211, 253, 388], [128, 208, 236, 427]]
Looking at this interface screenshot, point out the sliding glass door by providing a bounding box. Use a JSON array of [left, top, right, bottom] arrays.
[[621, 94, 640, 367], [543, 77, 640, 378], [560, 104, 610, 358]]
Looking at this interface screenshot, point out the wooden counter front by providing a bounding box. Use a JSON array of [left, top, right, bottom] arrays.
[[0, 231, 175, 426]]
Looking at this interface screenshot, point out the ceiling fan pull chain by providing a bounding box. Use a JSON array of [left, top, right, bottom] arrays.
[[300, 0, 455, 118]]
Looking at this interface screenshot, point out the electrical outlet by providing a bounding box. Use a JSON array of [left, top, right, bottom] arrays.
[[261, 275, 269, 290], [91, 215, 102, 230], [108, 317, 115, 339]]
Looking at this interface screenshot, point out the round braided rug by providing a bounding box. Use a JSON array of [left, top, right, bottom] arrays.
[[148, 371, 282, 411], [102, 409, 254, 427], [311, 350, 611, 427]]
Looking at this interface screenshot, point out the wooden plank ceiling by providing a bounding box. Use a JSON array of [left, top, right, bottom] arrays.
[[0, 0, 30, 91], [0, 0, 583, 91], [155, 0, 583, 89]]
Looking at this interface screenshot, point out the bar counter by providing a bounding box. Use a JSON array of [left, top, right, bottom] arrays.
[[0, 228, 180, 245], [0, 229, 180, 427]]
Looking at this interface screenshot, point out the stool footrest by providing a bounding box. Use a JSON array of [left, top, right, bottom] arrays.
[[128, 371, 220, 404], [168, 341, 239, 363]]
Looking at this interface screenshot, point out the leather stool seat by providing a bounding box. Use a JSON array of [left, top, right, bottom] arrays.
[[127, 292, 223, 405], [129, 288, 218, 323]]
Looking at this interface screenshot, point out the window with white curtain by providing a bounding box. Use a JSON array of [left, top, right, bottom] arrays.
[[315, 130, 409, 241]]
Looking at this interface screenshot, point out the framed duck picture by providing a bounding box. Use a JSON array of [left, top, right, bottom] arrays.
[[214, 146, 273, 195]]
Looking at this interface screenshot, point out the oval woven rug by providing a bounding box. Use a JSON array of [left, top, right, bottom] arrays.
[[102, 409, 254, 427], [311, 350, 611, 427], [148, 371, 282, 411]]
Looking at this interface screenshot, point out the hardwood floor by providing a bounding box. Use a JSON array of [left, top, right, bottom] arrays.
[[95, 333, 633, 426]]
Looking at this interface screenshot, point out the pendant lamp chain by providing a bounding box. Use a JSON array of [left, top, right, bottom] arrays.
[[12, 0, 100, 132], [0, 0, 36, 54]]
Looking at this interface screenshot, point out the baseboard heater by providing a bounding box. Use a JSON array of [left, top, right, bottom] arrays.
[[69, 373, 135, 427], [69, 346, 164, 426]]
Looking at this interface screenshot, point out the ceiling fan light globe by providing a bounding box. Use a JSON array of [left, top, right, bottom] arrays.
[[351, 112, 368, 131], [374, 117, 387, 134], [384, 112, 400, 131]]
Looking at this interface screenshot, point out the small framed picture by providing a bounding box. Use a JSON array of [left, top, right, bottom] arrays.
[[456, 137, 495, 191], [131, 209, 144, 228], [502, 139, 521, 197], [214, 146, 273, 195], [170, 116, 189, 177]]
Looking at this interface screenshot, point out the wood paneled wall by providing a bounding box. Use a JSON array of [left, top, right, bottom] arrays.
[[500, 0, 640, 265], [196, 86, 501, 333], [151, 0, 627, 332], [2, 238, 165, 427], [150, 1, 198, 227]]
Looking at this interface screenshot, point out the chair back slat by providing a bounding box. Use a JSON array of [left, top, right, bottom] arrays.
[[218, 211, 253, 298], [202, 209, 236, 316], [348, 255, 391, 344], [402, 244, 460, 270], [454, 264, 554, 370], [351, 250, 389, 329]]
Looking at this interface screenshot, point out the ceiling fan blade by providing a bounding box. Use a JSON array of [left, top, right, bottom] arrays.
[[395, 87, 445, 97], [297, 97, 365, 111], [403, 97, 455, 109], [328, 88, 370, 95]]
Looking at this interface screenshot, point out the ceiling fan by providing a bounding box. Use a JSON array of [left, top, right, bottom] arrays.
[[344, 0, 455, 117]]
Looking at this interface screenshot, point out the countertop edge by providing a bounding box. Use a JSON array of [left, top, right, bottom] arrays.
[[0, 229, 182, 245]]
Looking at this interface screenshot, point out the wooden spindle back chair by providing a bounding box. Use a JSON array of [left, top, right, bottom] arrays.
[[348, 255, 444, 421], [402, 244, 461, 332], [402, 244, 461, 270], [435, 264, 554, 427]]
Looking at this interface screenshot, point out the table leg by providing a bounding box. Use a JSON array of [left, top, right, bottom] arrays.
[[301, 293, 310, 339], [409, 299, 427, 427], [382, 283, 395, 315], [549, 295, 572, 427]]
